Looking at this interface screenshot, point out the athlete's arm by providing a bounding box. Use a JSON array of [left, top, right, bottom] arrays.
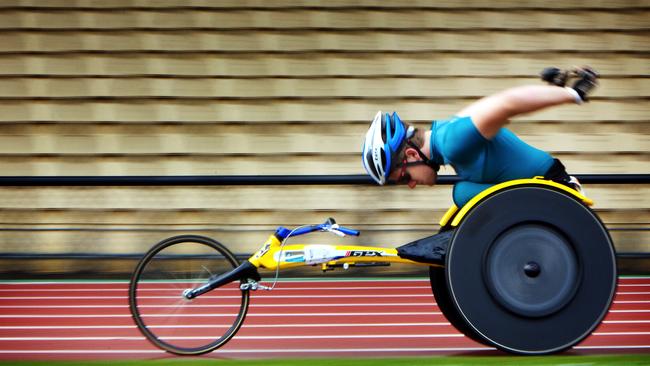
[[456, 85, 576, 140]]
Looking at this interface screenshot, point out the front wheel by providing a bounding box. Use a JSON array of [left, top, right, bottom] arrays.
[[129, 235, 250, 355]]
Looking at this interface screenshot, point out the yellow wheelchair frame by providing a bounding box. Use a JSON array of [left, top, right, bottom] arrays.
[[248, 177, 592, 273]]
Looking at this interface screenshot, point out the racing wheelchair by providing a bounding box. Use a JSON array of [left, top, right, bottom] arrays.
[[128, 177, 617, 355]]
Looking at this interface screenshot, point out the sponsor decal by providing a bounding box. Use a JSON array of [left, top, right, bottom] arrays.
[[345, 250, 383, 257], [285, 256, 305, 263], [282, 250, 305, 263]]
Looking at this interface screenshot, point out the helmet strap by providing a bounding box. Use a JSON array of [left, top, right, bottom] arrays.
[[406, 140, 440, 172]]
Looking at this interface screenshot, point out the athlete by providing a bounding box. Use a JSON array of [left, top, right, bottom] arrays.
[[362, 67, 599, 207]]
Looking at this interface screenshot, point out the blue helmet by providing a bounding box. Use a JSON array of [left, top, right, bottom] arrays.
[[362, 111, 413, 185]]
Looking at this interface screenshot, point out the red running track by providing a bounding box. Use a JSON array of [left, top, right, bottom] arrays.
[[0, 277, 648, 361]]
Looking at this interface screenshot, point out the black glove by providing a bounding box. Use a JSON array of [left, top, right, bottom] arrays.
[[540, 66, 599, 103], [571, 67, 599, 102], [540, 67, 569, 87]]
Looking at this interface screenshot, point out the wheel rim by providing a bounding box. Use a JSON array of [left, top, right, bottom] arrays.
[[484, 223, 579, 318]]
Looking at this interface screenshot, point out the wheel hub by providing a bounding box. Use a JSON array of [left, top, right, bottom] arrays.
[[523, 261, 541, 278], [484, 224, 579, 318]]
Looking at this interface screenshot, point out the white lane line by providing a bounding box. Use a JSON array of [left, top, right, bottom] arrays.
[[604, 320, 650, 323], [0, 296, 196, 300], [0, 302, 434, 309], [0, 291, 645, 300], [0, 311, 442, 318], [0, 334, 467, 341], [0, 284, 647, 292], [5, 301, 650, 309], [0, 294, 434, 300], [0, 350, 164, 354], [2, 345, 650, 354], [574, 345, 650, 350], [2, 320, 648, 330], [0, 302, 436, 310], [0, 286, 433, 292], [0, 277, 646, 285], [0, 322, 452, 330], [0, 286, 647, 292], [0, 279, 433, 285], [0, 292, 644, 300], [5, 308, 650, 318], [619, 284, 650, 287], [2, 331, 646, 342], [609, 309, 650, 313], [0, 347, 494, 354]]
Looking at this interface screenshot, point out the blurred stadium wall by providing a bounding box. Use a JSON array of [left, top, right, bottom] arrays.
[[0, 0, 647, 277]]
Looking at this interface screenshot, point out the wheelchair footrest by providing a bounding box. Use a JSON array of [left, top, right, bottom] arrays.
[[396, 230, 453, 266]]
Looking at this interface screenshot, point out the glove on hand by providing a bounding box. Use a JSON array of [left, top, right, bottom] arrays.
[[540, 67, 569, 87], [540, 66, 599, 102], [571, 67, 599, 102]]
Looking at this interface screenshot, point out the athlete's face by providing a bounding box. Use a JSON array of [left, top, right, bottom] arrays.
[[388, 148, 437, 189]]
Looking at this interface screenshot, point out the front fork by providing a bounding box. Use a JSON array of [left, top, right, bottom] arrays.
[[182, 260, 262, 300], [183, 234, 283, 299]]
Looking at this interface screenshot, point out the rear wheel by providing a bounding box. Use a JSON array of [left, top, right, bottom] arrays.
[[445, 187, 617, 354], [129, 235, 249, 355]]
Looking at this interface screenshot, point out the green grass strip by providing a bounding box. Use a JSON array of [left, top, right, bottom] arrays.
[[2, 355, 650, 366]]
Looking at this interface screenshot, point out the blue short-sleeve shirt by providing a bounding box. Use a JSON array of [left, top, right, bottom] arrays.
[[430, 116, 554, 207]]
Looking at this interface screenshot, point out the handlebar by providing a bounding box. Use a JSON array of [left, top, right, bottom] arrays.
[[336, 226, 361, 236], [274, 217, 360, 240]]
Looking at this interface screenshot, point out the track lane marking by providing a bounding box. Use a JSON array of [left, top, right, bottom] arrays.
[[3, 301, 649, 309], [2, 320, 649, 330], [0, 334, 469, 341], [0, 312, 444, 318], [0, 303, 435, 309], [0, 322, 452, 330], [2, 345, 650, 354], [609, 310, 650, 313], [0, 286, 433, 291], [2, 332, 649, 341], [0, 348, 494, 354], [604, 320, 650, 323], [1, 288, 647, 293], [4, 309, 650, 318], [592, 332, 650, 336], [574, 345, 650, 350], [0, 294, 435, 300], [0, 276, 647, 284], [1, 291, 646, 300]]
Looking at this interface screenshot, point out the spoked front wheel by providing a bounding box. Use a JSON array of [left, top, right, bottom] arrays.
[[128, 235, 249, 355]]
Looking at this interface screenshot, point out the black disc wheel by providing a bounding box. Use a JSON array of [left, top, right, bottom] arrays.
[[445, 187, 617, 354], [129, 235, 249, 355]]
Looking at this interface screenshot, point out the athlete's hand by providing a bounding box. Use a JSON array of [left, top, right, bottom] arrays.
[[540, 67, 569, 87], [570, 66, 599, 102], [540, 66, 599, 103]]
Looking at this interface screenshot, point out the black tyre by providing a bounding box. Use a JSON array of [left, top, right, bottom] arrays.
[[429, 265, 487, 345], [445, 187, 617, 354], [129, 235, 249, 355]]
